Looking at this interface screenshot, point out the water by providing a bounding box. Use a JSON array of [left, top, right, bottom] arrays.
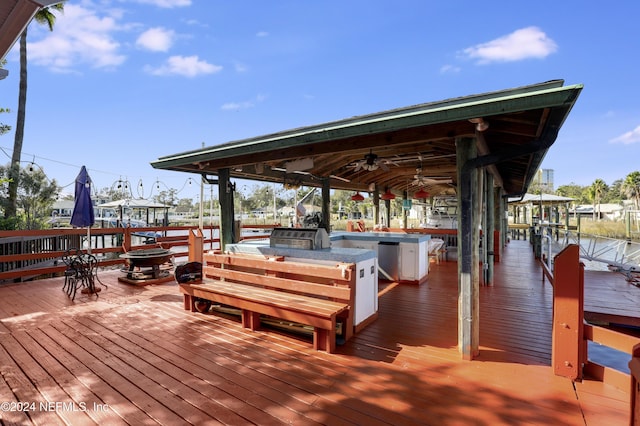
[[589, 341, 631, 374], [541, 230, 638, 374]]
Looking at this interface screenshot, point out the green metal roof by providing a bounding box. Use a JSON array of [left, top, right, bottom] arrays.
[[152, 80, 582, 197]]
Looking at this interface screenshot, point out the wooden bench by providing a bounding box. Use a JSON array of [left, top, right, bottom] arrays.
[[179, 252, 356, 353]]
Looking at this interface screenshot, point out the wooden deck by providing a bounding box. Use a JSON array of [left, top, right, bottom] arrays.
[[0, 240, 629, 425]]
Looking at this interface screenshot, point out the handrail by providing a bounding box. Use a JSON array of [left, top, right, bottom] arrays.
[[547, 243, 640, 394], [0, 223, 279, 283]]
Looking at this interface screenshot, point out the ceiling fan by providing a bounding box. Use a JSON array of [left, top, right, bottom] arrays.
[[349, 151, 398, 172], [411, 167, 453, 186]]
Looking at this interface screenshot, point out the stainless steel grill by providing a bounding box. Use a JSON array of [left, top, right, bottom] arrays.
[[269, 227, 329, 250]]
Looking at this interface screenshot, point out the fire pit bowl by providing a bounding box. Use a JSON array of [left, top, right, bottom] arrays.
[[120, 248, 173, 267], [119, 248, 174, 284]]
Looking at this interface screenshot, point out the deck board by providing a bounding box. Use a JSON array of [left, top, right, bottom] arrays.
[[0, 240, 630, 425]]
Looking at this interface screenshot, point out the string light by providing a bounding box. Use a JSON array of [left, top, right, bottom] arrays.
[[0, 146, 202, 201], [107, 176, 195, 200]]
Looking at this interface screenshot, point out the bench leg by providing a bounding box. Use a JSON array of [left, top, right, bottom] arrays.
[[183, 294, 195, 311], [314, 327, 336, 354], [241, 310, 261, 330]]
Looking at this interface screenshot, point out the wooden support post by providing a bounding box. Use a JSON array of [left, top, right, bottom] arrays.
[[493, 186, 502, 262], [373, 185, 380, 227], [551, 244, 584, 380], [384, 199, 391, 228], [402, 190, 408, 230], [456, 137, 479, 360], [218, 168, 234, 251], [321, 178, 331, 232]]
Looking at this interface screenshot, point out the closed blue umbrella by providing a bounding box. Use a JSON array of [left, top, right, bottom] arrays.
[[70, 166, 95, 252]]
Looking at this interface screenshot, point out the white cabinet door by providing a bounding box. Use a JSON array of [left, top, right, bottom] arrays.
[[354, 258, 378, 325], [399, 243, 417, 280]]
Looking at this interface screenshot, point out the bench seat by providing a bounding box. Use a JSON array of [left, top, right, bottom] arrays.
[[181, 281, 348, 353], [179, 252, 356, 353]]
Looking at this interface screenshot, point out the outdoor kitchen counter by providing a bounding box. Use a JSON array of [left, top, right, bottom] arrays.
[[223, 239, 378, 327], [330, 231, 430, 284], [224, 239, 376, 264], [330, 231, 431, 245]]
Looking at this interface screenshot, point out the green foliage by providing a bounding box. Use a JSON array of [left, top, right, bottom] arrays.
[[555, 172, 640, 209], [0, 164, 59, 230], [17, 168, 59, 229], [622, 171, 640, 209], [0, 107, 10, 136], [154, 188, 178, 206], [175, 198, 195, 212], [0, 216, 20, 230], [556, 183, 586, 202]]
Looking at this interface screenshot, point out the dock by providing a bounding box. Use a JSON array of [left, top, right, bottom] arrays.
[[0, 240, 630, 425]]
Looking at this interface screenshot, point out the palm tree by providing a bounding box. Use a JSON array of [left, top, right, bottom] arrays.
[[589, 179, 607, 221], [622, 171, 640, 210], [5, 3, 64, 222]]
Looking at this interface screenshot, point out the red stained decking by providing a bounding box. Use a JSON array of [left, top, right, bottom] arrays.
[[0, 240, 630, 425]]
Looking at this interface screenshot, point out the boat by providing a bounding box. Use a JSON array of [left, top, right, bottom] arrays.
[[425, 196, 458, 229]]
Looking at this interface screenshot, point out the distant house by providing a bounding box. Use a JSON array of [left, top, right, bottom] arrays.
[[278, 206, 295, 217], [574, 203, 624, 221]]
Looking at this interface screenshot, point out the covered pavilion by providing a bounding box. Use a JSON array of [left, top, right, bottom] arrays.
[[98, 198, 170, 227], [152, 80, 583, 360]]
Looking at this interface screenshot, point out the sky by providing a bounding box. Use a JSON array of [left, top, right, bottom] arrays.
[[1, 0, 640, 202]]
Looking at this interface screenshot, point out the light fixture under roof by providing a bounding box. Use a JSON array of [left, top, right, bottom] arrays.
[[380, 189, 396, 200], [362, 162, 379, 171], [414, 188, 430, 199], [468, 117, 489, 132], [351, 192, 365, 202]]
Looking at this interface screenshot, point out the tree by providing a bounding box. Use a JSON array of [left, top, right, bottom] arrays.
[[154, 188, 178, 206], [622, 171, 640, 210], [17, 167, 59, 229], [0, 107, 10, 136], [6, 3, 64, 221], [556, 183, 586, 203], [175, 198, 194, 213], [587, 179, 607, 220], [0, 164, 58, 229], [605, 179, 623, 204]]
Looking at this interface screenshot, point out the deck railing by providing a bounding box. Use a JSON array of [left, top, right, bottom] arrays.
[[542, 244, 640, 393], [0, 223, 279, 283]]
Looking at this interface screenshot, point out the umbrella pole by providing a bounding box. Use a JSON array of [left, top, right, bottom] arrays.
[[87, 227, 91, 254]]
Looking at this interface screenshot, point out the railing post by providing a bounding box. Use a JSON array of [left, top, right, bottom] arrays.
[[551, 244, 584, 380], [629, 343, 640, 425], [188, 228, 204, 263], [122, 227, 132, 252]]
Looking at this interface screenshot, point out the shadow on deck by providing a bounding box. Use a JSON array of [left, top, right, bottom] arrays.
[[0, 240, 629, 425]]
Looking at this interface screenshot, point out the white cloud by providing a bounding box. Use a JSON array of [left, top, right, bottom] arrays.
[[234, 61, 248, 73], [27, 4, 126, 72], [461, 26, 558, 64], [610, 125, 640, 144], [136, 27, 175, 52], [134, 0, 192, 8], [256, 31, 269, 38], [440, 64, 461, 74], [145, 55, 222, 77], [221, 94, 267, 111]]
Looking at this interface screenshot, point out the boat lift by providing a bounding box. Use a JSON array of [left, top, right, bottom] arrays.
[[541, 227, 640, 284]]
